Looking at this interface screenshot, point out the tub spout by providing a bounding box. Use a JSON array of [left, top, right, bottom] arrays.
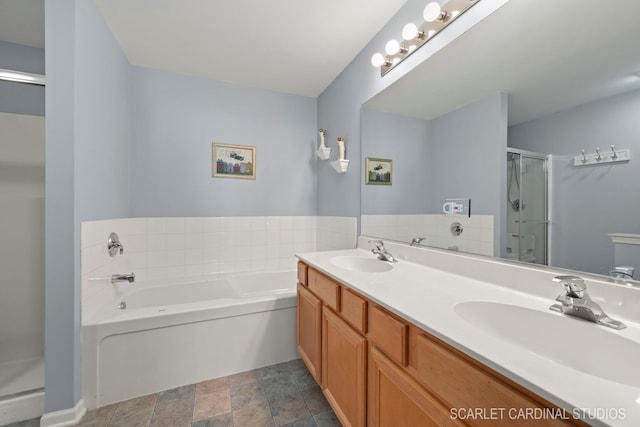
[[112, 273, 135, 284]]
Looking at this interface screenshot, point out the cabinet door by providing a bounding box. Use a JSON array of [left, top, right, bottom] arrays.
[[322, 307, 367, 427], [369, 346, 463, 427], [297, 283, 322, 384]]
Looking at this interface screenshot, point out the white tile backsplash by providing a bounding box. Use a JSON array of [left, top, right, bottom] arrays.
[[361, 214, 494, 256], [81, 215, 357, 322]]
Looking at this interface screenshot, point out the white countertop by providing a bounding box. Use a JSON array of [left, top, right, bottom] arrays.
[[297, 246, 640, 426]]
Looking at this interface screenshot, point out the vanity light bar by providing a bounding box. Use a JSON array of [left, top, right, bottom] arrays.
[[0, 68, 45, 86], [371, 0, 481, 76]]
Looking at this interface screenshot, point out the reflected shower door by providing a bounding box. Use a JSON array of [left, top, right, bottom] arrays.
[[506, 151, 548, 265], [518, 155, 548, 265]]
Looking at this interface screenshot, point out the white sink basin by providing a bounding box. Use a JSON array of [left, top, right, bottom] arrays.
[[454, 301, 640, 387], [329, 256, 394, 273]]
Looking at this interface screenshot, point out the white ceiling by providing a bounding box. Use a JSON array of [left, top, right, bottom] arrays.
[[95, 0, 408, 97], [0, 0, 44, 49], [364, 0, 640, 125]]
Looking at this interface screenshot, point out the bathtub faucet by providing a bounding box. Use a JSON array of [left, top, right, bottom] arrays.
[[112, 273, 135, 284]]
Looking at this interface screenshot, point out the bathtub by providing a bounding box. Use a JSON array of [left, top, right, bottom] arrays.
[[82, 270, 298, 409]]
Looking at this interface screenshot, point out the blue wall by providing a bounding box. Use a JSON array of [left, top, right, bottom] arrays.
[[130, 67, 318, 217], [361, 109, 431, 215], [0, 41, 45, 116], [45, 0, 132, 412], [509, 88, 640, 275]]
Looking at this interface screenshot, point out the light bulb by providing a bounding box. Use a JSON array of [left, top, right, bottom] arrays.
[[424, 2, 445, 22], [371, 53, 385, 68], [402, 23, 418, 41], [385, 39, 401, 55]]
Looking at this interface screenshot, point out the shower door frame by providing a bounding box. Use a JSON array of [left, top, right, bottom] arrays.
[[506, 148, 549, 266]]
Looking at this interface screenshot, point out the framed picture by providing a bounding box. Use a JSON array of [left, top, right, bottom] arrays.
[[365, 157, 392, 185], [212, 143, 256, 179]]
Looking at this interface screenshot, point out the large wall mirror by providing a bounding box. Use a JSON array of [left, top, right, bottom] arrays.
[[361, 0, 640, 281]]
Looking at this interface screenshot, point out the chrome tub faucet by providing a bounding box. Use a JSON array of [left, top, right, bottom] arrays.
[[112, 273, 135, 284], [369, 240, 398, 263], [550, 275, 625, 330]]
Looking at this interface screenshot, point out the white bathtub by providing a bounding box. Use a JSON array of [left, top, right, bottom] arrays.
[[81, 270, 298, 408]]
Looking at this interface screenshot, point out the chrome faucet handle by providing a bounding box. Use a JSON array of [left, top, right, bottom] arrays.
[[410, 237, 426, 246], [368, 239, 384, 250], [552, 275, 586, 299]]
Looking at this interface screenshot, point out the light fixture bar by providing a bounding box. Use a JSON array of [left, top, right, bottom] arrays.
[[0, 68, 46, 86], [372, 0, 481, 77]]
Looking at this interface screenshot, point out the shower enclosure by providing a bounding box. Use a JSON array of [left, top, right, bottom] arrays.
[[0, 112, 45, 416], [505, 149, 548, 265]]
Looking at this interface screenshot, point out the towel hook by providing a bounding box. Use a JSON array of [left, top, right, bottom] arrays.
[[595, 147, 602, 161], [610, 145, 618, 160], [581, 150, 587, 163]]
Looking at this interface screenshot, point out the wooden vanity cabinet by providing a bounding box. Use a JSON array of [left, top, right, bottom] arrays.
[[297, 263, 367, 427], [369, 346, 463, 427], [296, 283, 322, 383], [322, 307, 367, 427], [296, 262, 586, 427]]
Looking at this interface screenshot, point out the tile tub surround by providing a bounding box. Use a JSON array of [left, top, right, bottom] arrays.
[[76, 359, 339, 427], [361, 214, 494, 256], [81, 216, 356, 321]]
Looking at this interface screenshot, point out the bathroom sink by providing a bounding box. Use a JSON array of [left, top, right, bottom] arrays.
[[329, 256, 394, 273], [454, 301, 640, 387]]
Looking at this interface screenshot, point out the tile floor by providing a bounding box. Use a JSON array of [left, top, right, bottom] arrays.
[[2, 359, 340, 427]]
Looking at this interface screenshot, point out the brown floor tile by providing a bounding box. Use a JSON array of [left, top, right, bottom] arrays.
[[300, 387, 330, 415], [281, 416, 317, 427], [157, 384, 195, 403], [232, 401, 274, 427], [191, 412, 234, 427], [150, 397, 193, 427], [261, 373, 299, 403], [269, 394, 311, 427], [259, 362, 291, 380], [287, 359, 306, 372], [231, 381, 267, 410], [77, 403, 117, 426], [109, 394, 157, 427], [196, 377, 230, 396], [229, 369, 259, 389], [293, 369, 317, 391], [193, 388, 232, 421], [313, 410, 341, 427], [109, 409, 154, 427]]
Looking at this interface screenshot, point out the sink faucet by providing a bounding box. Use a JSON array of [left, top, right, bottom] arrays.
[[369, 240, 398, 263], [410, 237, 426, 246], [112, 273, 135, 284], [550, 275, 625, 330]]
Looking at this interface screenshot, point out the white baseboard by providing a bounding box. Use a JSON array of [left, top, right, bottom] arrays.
[[40, 399, 86, 427], [0, 391, 44, 426]]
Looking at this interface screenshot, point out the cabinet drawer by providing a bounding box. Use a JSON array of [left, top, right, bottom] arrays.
[[308, 269, 340, 311], [369, 306, 408, 366], [416, 333, 574, 426], [341, 288, 367, 334], [297, 261, 308, 286]]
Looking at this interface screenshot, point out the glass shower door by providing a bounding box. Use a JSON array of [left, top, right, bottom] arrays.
[[506, 151, 548, 265]]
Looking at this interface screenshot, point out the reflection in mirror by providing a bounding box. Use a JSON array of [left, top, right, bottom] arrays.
[[360, 0, 640, 281], [361, 92, 507, 257]]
